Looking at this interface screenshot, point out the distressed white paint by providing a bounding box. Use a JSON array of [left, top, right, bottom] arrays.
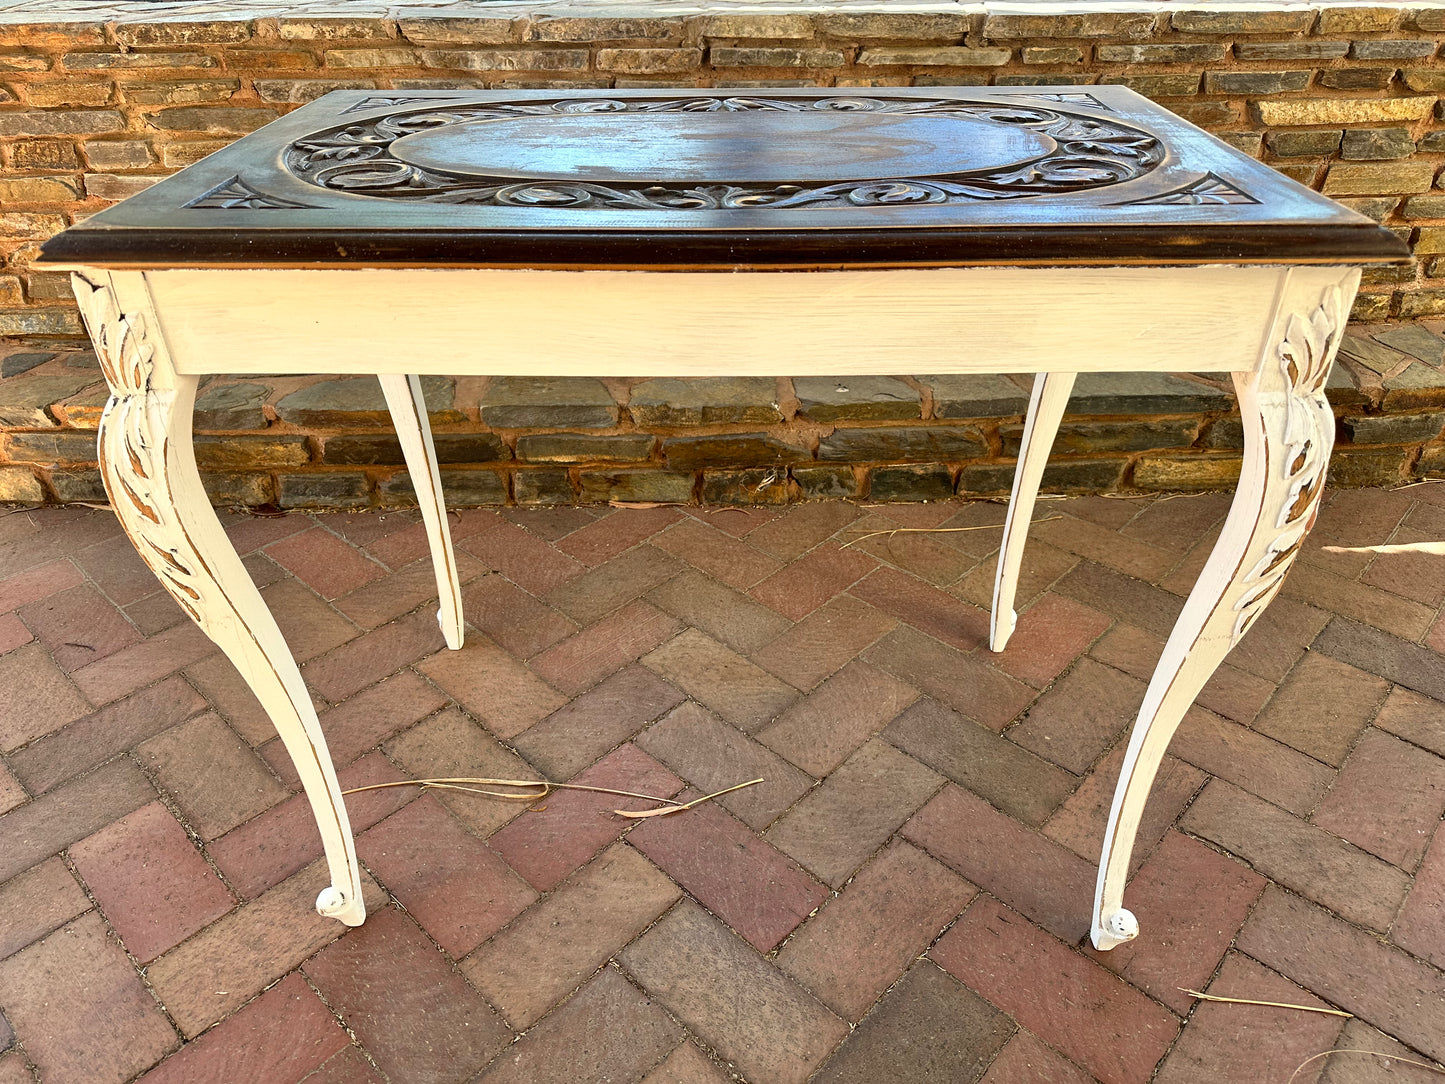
[[990, 370, 1077, 652], [143, 266, 1287, 378], [378, 374, 465, 650]]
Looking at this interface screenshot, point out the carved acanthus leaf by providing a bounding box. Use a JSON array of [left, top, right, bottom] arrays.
[[1229, 285, 1345, 643], [81, 276, 208, 627]]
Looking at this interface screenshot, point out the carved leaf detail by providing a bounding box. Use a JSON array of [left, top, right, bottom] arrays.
[[82, 275, 208, 628], [1229, 285, 1345, 643]]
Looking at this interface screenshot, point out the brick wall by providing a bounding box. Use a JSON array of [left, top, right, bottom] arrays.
[[3, 6, 1445, 506]]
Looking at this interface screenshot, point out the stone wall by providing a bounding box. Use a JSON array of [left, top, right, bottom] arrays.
[[4, 5, 1445, 506]]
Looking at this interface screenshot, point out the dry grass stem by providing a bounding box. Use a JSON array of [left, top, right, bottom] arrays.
[[613, 779, 765, 819], [840, 514, 1061, 549], [1180, 988, 1351, 1017], [1391, 477, 1445, 491], [343, 774, 763, 818], [1322, 541, 1445, 555], [1289, 1049, 1445, 1083]]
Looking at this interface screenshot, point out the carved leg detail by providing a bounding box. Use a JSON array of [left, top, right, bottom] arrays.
[[1091, 268, 1357, 950], [378, 374, 464, 651], [75, 270, 367, 926], [990, 371, 1076, 652]]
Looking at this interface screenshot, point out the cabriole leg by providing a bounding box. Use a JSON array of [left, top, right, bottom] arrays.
[[1091, 267, 1358, 950], [74, 269, 367, 926], [990, 371, 1077, 652], [378, 374, 464, 650]]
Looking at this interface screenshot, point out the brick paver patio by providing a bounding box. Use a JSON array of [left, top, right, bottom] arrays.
[[1, 489, 1444, 1083]]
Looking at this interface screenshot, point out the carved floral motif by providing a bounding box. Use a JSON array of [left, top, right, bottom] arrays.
[[1229, 284, 1345, 643], [280, 94, 1164, 211], [72, 273, 207, 627]]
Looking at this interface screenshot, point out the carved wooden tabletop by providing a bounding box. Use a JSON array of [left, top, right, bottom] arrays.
[[40, 86, 1405, 268]]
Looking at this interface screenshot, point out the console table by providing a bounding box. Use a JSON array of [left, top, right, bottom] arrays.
[[37, 87, 1406, 951]]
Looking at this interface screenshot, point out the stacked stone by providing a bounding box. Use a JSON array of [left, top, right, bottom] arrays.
[[2, 7, 1445, 329], [4, 6, 1445, 506], [3, 341, 1445, 506]]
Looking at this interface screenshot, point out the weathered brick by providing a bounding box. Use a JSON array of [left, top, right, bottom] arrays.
[[1171, 9, 1314, 33], [1153, 952, 1344, 1083], [1405, 69, 1445, 93], [1322, 6, 1404, 33], [83, 139, 153, 169], [620, 900, 849, 1084], [115, 21, 251, 46], [122, 79, 240, 105], [1238, 886, 1445, 1062], [323, 47, 417, 68], [711, 47, 846, 67], [1324, 160, 1438, 195], [1105, 73, 1202, 98], [0, 109, 122, 137], [1182, 780, 1409, 931], [145, 106, 277, 134], [859, 47, 1010, 66], [1203, 70, 1311, 95], [144, 858, 384, 1038], [815, 963, 1012, 1083], [817, 13, 964, 38], [24, 81, 111, 108], [703, 14, 814, 38], [1260, 96, 1436, 126], [933, 898, 1179, 1084], [982, 13, 1156, 38], [420, 47, 588, 71], [1237, 42, 1351, 63], [1321, 67, 1397, 90], [0, 912, 178, 1082], [1097, 42, 1225, 63], [277, 18, 396, 40], [63, 50, 217, 70], [398, 17, 518, 45], [630, 376, 781, 426], [1267, 128, 1344, 156], [597, 48, 701, 73], [526, 17, 680, 41], [1351, 39, 1437, 60], [1023, 46, 1085, 64], [162, 139, 230, 168], [1342, 127, 1416, 160], [84, 173, 160, 201], [463, 843, 681, 1028]]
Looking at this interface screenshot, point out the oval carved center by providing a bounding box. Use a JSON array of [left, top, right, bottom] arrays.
[[388, 111, 1058, 185]]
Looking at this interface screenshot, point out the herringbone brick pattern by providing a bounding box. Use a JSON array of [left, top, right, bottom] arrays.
[[0, 490, 1444, 1082]]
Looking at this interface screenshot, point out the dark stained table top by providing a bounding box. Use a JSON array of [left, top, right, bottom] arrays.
[[39, 86, 1408, 269]]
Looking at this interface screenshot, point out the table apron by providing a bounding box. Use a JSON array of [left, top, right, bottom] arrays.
[[138, 264, 1304, 378]]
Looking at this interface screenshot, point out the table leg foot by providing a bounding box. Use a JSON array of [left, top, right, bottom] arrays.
[[75, 269, 369, 927], [1090, 267, 1357, 948], [1091, 908, 1139, 951], [316, 886, 366, 926], [379, 374, 464, 651], [990, 371, 1076, 652]]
